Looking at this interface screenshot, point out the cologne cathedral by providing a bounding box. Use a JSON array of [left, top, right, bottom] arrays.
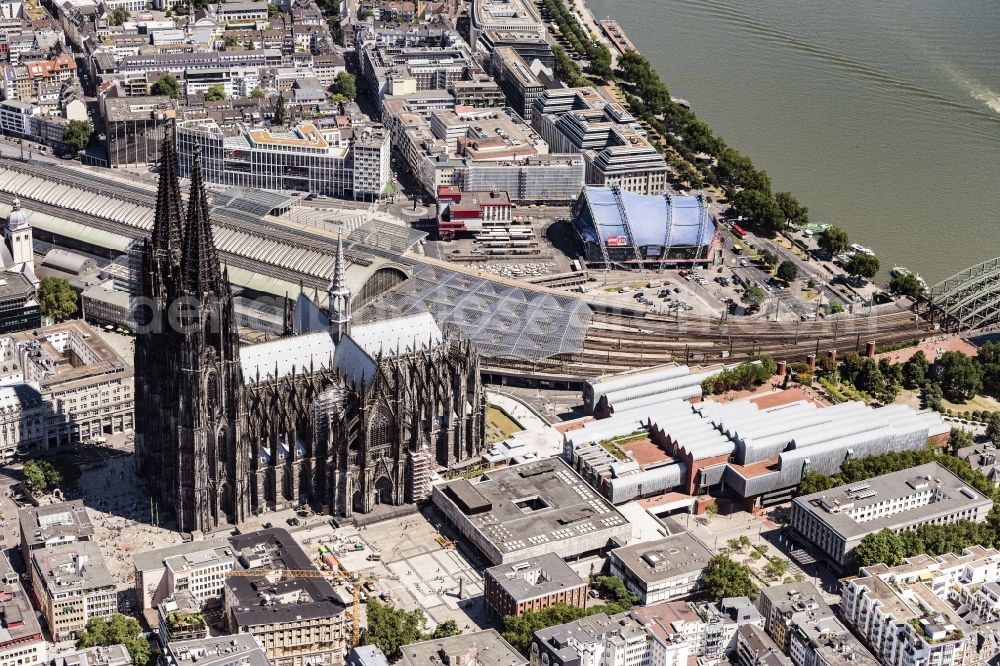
[[134, 133, 486, 535]]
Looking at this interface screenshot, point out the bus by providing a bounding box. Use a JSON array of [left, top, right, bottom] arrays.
[[732, 224, 748, 238]]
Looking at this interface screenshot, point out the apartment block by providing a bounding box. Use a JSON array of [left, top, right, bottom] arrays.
[[531, 612, 654, 666], [841, 546, 1000, 666]]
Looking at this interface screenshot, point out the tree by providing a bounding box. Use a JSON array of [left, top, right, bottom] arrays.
[[742, 285, 766, 306], [333, 71, 356, 100], [267, 1, 280, 17], [502, 604, 591, 654], [224, 35, 240, 48], [902, 350, 930, 389], [818, 226, 849, 254], [250, 87, 266, 99], [764, 558, 790, 580], [775, 191, 809, 227], [845, 252, 880, 280], [361, 601, 428, 661], [949, 427, 974, 456], [977, 342, 1000, 398], [701, 555, 757, 601], [76, 614, 150, 666], [758, 249, 778, 268], [798, 470, 839, 495], [592, 576, 639, 608], [776, 260, 797, 283], [934, 351, 981, 403], [429, 620, 460, 639], [889, 272, 925, 299], [987, 414, 1000, 446], [730, 188, 783, 234], [204, 84, 227, 101], [109, 6, 129, 24], [275, 92, 287, 125], [22, 460, 50, 492], [854, 528, 906, 567], [151, 75, 181, 99], [62, 120, 91, 153], [37, 277, 78, 320]]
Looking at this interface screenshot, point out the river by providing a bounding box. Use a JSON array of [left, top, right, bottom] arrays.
[[584, 0, 1000, 283]]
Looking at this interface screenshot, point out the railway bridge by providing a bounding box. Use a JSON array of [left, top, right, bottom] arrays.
[[927, 257, 1000, 331]]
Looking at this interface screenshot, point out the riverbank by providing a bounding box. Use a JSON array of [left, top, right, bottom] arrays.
[[580, 0, 1000, 283]]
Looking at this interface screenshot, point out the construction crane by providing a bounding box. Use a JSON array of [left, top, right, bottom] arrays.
[[226, 565, 364, 648]]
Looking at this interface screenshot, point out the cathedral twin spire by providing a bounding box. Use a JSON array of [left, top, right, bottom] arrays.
[[151, 128, 225, 299]]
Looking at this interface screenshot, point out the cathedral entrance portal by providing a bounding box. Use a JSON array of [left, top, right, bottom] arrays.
[[374, 476, 393, 505]]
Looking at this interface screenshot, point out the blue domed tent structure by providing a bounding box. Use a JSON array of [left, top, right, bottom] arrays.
[[572, 186, 718, 268]]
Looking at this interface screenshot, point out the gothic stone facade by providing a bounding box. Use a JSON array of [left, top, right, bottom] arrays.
[[134, 133, 486, 534]]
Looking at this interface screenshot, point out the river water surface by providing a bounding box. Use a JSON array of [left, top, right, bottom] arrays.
[[584, 0, 1000, 283]]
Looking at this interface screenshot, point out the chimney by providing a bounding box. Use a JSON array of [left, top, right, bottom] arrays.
[[827, 349, 837, 364], [806, 354, 816, 370], [776, 360, 787, 376], [865, 341, 876, 358]]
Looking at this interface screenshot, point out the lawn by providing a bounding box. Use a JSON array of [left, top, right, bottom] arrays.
[[485, 405, 523, 444]]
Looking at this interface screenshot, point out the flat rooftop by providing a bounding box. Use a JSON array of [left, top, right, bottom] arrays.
[[10, 320, 131, 392], [165, 634, 270, 666], [485, 552, 585, 602], [133, 538, 231, 573], [609, 532, 714, 585], [32, 540, 113, 593], [401, 630, 526, 666], [19, 500, 93, 550], [437, 458, 629, 557], [0, 552, 42, 645], [225, 528, 345, 626], [794, 462, 994, 539]]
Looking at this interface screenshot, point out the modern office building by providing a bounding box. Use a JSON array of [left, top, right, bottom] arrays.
[[0, 273, 40, 335], [132, 538, 232, 609], [608, 533, 714, 604], [491, 47, 543, 122], [791, 463, 994, 569], [533, 87, 668, 195], [435, 186, 517, 240], [432, 458, 631, 565], [480, 29, 553, 70], [483, 553, 587, 618], [102, 96, 177, 167], [469, 0, 544, 54], [29, 541, 115, 641], [163, 543, 237, 605], [176, 119, 390, 199], [402, 631, 525, 666]]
